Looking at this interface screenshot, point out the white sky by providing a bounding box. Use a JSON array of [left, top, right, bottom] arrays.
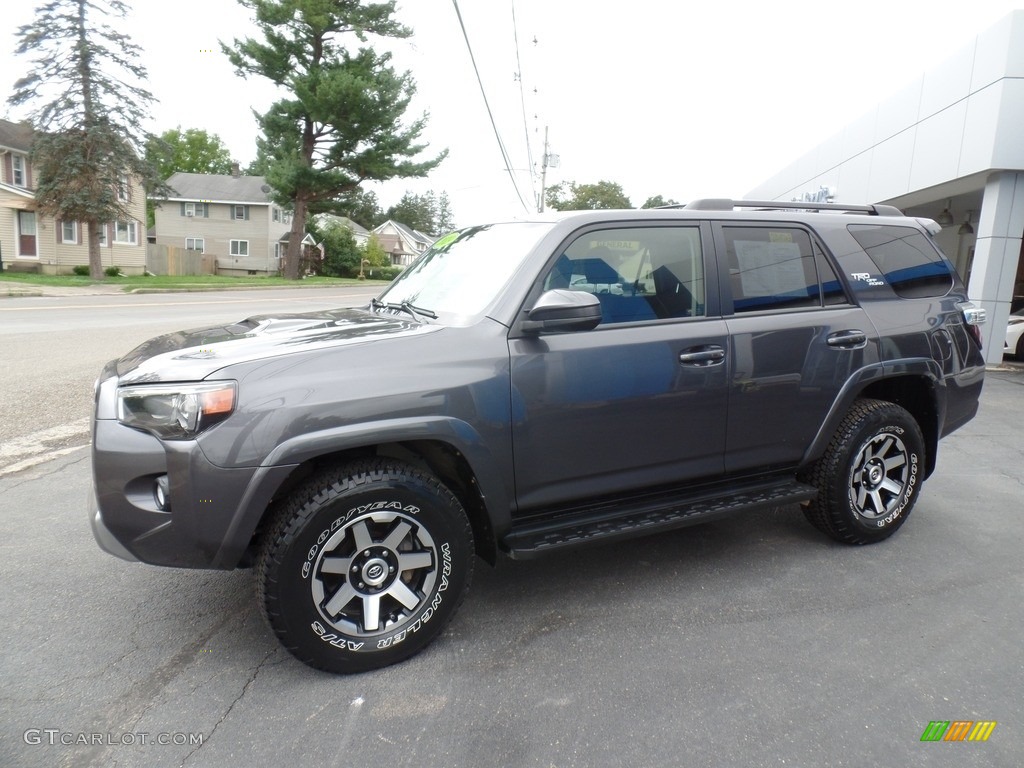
[[2, 0, 1023, 227]]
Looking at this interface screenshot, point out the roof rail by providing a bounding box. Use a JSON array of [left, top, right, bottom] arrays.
[[682, 199, 904, 216]]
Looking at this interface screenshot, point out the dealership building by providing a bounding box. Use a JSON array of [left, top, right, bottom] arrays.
[[748, 10, 1024, 364]]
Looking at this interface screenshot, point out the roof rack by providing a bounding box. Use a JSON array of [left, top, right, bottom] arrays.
[[678, 199, 904, 217]]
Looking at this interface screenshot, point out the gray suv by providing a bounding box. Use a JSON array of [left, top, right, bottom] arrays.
[[90, 200, 987, 673]]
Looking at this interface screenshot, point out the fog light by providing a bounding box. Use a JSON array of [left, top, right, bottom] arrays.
[[154, 475, 170, 511]]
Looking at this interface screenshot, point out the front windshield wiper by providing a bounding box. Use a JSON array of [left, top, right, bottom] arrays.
[[375, 299, 437, 322]]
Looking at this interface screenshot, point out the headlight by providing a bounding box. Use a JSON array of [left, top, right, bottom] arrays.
[[117, 382, 237, 440]]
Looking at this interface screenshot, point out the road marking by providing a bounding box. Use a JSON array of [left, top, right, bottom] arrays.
[[0, 421, 90, 475]]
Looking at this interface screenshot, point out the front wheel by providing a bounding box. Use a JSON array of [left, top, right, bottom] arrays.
[[802, 399, 925, 545], [257, 460, 474, 673]]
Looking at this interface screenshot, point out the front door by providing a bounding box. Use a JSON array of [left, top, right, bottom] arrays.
[[509, 223, 730, 515], [18, 211, 37, 257]]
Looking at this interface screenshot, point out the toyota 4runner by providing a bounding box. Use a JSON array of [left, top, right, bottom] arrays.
[[90, 200, 987, 673]]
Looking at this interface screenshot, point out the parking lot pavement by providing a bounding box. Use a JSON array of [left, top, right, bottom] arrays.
[[1, 369, 1021, 768]]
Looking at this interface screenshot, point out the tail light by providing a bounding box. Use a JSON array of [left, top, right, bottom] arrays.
[[956, 301, 986, 349]]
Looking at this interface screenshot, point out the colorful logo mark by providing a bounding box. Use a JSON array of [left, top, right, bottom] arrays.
[[920, 721, 997, 742]]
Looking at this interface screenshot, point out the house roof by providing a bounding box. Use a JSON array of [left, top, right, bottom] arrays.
[[0, 119, 33, 152], [164, 172, 274, 204], [375, 219, 435, 246], [315, 213, 370, 236]]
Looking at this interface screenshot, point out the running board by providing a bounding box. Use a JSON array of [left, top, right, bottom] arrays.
[[503, 478, 817, 559]]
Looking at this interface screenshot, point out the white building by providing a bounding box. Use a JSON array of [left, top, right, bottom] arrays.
[[748, 10, 1024, 364]]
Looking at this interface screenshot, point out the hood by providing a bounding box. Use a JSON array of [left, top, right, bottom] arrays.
[[116, 307, 440, 383]]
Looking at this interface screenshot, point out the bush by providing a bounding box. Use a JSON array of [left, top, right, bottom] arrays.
[[104, 266, 121, 277], [366, 265, 404, 282], [72, 265, 89, 276]]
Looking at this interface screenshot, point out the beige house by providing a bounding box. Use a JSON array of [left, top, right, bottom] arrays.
[[372, 219, 435, 266], [0, 118, 147, 274], [154, 169, 291, 276]]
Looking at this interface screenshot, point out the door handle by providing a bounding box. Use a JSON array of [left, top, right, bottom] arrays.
[[679, 345, 726, 366], [826, 330, 867, 349]]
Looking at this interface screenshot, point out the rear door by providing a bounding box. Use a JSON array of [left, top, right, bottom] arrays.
[[509, 223, 730, 514], [716, 222, 879, 472]]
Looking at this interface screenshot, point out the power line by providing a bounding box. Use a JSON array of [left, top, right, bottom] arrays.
[[510, 0, 538, 206], [451, 0, 533, 214]]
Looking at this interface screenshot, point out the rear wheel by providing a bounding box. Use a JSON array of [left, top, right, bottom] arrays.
[[257, 460, 474, 673], [803, 399, 925, 545]]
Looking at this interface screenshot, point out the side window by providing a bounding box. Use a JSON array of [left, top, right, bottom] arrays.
[[542, 226, 705, 325], [723, 226, 827, 313], [847, 224, 954, 298]]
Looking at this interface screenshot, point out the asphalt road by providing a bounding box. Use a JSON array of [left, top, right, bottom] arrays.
[[0, 286, 380, 475], [1, 290, 1022, 767]]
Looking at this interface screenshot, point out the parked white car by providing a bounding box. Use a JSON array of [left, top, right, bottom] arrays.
[[1005, 309, 1024, 359]]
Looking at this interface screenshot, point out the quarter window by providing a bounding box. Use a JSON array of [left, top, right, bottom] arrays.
[[848, 224, 954, 298], [230, 239, 249, 256], [542, 226, 705, 325]]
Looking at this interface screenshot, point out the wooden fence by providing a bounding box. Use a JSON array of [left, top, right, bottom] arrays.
[[146, 244, 216, 276]]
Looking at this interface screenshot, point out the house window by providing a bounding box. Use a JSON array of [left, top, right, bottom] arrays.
[[98, 223, 108, 247], [185, 237, 205, 253], [12, 155, 26, 187], [184, 202, 206, 217], [233, 205, 247, 220], [61, 221, 78, 244], [230, 239, 249, 256], [116, 175, 130, 202], [272, 207, 280, 222], [114, 220, 138, 244]]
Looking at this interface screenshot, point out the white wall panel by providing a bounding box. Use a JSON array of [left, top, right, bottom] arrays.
[[867, 130, 915, 202], [908, 102, 967, 191], [918, 44, 975, 119], [873, 78, 923, 143]]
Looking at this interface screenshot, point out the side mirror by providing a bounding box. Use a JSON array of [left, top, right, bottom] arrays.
[[520, 290, 602, 333]]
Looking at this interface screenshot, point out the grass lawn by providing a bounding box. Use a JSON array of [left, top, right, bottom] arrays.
[[0, 272, 386, 291]]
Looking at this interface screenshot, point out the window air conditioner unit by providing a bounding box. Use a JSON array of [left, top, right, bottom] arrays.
[[185, 211, 194, 217]]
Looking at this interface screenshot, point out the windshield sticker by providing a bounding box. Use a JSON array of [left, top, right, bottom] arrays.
[[851, 272, 885, 287]]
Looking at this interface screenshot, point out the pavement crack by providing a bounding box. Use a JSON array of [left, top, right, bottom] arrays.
[[179, 648, 278, 766]]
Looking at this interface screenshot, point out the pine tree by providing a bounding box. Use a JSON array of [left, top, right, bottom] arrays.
[[224, 0, 446, 279], [7, 0, 168, 279]]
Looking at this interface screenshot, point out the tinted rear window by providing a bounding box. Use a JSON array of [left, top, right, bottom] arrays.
[[847, 224, 953, 298]]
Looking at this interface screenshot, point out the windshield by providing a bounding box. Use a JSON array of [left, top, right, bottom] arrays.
[[376, 222, 553, 324]]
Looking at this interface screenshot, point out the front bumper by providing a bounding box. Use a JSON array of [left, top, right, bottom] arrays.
[[88, 484, 138, 562]]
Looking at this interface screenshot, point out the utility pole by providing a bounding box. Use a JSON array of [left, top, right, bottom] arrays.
[[538, 126, 558, 212]]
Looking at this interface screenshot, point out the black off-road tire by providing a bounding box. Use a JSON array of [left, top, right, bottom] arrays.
[[257, 459, 474, 674], [802, 398, 925, 545]]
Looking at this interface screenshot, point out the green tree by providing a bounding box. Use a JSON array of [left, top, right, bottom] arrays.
[[362, 233, 389, 269], [385, 189, 455, 234], [641, 194, 680, 209], [145, 127, 234, 179], [313, 217, 362, 277], [145, 127, 234, 225], [545, 180, 632, 211], [8, 0, 168, 279], [224, 0, 447, 279], [336, 188, 384, 229]]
